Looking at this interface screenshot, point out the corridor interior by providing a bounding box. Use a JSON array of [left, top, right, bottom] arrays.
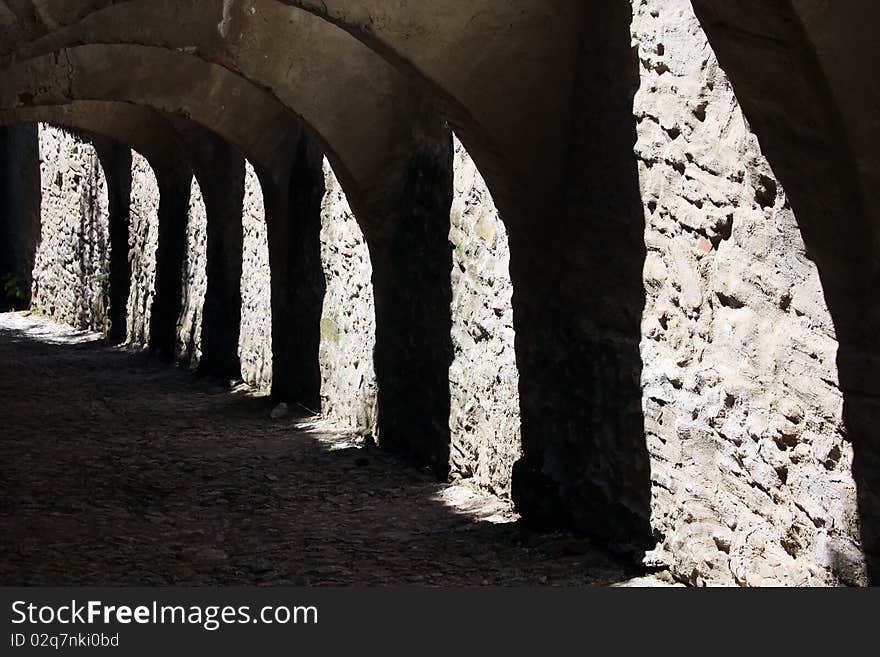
[[0, 312, 658, 586]]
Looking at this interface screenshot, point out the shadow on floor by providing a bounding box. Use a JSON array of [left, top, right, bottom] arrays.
[[0, 313, 646, 586]]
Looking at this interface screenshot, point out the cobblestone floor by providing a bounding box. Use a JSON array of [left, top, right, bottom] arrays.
[[0, 312, 660, 586]]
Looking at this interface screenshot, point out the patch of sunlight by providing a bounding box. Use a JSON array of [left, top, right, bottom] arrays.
[[432, 482, 518, 525], [0, 311, 103, 345]]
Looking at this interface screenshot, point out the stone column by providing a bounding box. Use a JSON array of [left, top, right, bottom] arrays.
[[94, 141, 133, 345], [508, 2, 653, 554], [189, 136, 245, 380], [361, 116, 455, 477], [0, 125, 40, 310], [149, 163, 192, 360], [263, 131, 325, 410]]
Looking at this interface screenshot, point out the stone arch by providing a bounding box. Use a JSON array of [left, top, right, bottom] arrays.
[[0, 46, 305, 187], [0, 102, 315, 405], [0, 52, 353, 402], [0, 4, 464, 479], [12, 0, 422, 203], [0, 103, 182, 171], [448, 134, 521, 499], [125, 149, 160, 346], [0, 1, 661, 551], [5, 1, 571, 291], [0, 104, 248, 368], [318, 158, 378, 433], [276, 1, 581, 215], [0, 103, 174, 344], [167, 121, 247, 380]]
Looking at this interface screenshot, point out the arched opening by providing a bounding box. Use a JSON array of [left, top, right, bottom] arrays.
[[125, 151, 160, 346], [176, 175, 207, 366], [30, 124, 110, 332], [239, 160, 273, 391], [449, 134, 521, 499], [318, 158, 377, 433]]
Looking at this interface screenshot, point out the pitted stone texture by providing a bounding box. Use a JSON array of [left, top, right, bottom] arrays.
[[318, 159, 377, 433], [632, 0, 863, 586], [449, 135, 521, 499], [176, 176, 207, 367], [31, 125, 109, 332], [125, 152, 159, 346], [239, 161, 273, 390]]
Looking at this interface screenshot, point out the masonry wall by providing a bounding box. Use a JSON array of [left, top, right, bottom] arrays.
[[318, 159, 377, 432], [31, 125, 110, 332], [631, 0, 862, 586], [125, 152, 159, 346], [239, 161, 273, 390], [168, 156, 376, 406], [449, 135, 521, 498], [176, 176, 207, 366]]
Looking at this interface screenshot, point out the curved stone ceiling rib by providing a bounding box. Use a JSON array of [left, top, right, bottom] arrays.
[[2, 0, 579, 234], [0, 45, 320, 188], [12, 2, 580, 179], [0, 100, 184, 171], [13, 0, 422, 199], [279, 1, 582, 192]]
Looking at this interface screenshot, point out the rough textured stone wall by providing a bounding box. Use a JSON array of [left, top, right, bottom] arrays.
[[632, 0, 862, 586], [125, 152, 159, 346], [318, 158, 377, 432], [176, 176, 207, 367], [239, 161, 273, 390], [31, 125, 110, 332], [449, 136, 521, 498]]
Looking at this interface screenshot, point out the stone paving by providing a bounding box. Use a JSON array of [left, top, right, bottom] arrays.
[[0, 312, 665, 586]]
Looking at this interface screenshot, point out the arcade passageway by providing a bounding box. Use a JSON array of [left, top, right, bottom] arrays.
[[1, 1, 878, 588], [0, 312, 649, 586]]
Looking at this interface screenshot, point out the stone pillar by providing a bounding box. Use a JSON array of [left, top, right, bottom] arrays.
[[363, 117, 455, 477], [509, 2, 653, 554], [149, 163, 192, 360], [191, 137, 245, 380], [0, 125, 40, 310], [263, 131, 325, 409], [94, 141, 133, 345]]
